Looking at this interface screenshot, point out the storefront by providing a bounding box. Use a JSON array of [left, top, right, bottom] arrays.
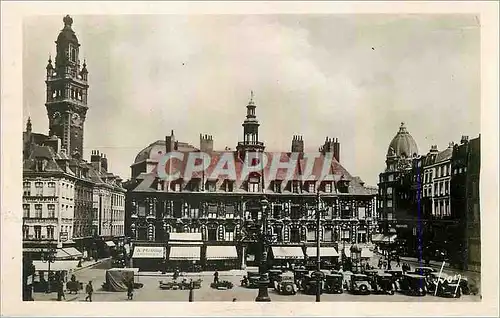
[[269, 245, 305, 267], [305, 246, 339, 269], [32, 260, 79, 293], [131, 246, 165, 272], [167, 246, 202, 272], [205, 245, 239, 270]]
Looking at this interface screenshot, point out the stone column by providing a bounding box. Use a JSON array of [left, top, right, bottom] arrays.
[[241, 245, 246, 270]]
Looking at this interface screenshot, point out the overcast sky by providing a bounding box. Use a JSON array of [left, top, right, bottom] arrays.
[[23, 14, 480, 185]]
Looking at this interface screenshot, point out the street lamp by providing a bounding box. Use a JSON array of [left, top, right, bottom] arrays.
[[311, 191, 326, 302], [255, 197, 271, 302], [40, 245, 56, 293]]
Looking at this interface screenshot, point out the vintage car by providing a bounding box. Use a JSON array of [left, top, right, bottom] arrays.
[[268, 269, 283, 288], [399, 274, 427, 296], [241, 271, 261, 288], [274, 271, 298, 295], [159, 278, 202, 290], [413, 266, 437, 277], [349, 274, 371, 295], [324, 273, 343, 294], [371, 273, 395, 295], [293, 268, 309, 290], [363, 269, 379, 277], [301, 274, 324, 295]]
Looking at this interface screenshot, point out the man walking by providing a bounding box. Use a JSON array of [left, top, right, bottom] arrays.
[[85, 281, 93, 302], [213, 270, 219, 285], [127, 280, 134, 300]]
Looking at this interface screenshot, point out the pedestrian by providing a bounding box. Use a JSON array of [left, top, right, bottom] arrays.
[[173, 268, 180, 280], [85, 281, 93, 302], [232, 298, 237, 302], [213, 270, 219, 284], [377, 258, 382, 269], [127, 280, 134, 300], [396, 255, 401, 267], [57, 279, 66, 301]]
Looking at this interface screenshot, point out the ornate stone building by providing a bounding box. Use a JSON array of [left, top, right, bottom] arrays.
[[23, 15, 125, 260], [125, 95, 378, 270]]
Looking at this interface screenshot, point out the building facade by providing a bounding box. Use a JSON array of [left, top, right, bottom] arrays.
[[126, 95, 378, 270], [22, 15, 125, 260], [377, 123, 481, 271]]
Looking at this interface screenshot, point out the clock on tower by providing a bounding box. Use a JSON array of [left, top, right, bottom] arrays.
[[45, 15, 89, 158]]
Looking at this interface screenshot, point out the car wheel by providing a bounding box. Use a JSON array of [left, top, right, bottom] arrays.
[[389, 290, 395, 295]]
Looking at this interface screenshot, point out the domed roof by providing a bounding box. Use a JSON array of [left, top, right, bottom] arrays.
[[134, 140, 168, 164], [56, 15, 79, 44], [387, 122, 419, 158]]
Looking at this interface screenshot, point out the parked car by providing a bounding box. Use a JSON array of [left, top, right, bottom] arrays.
[[301, 274, 323, 295], [385, 269, 404, 291], [273, 271, 298, 295], [349, 274, 371, 295], [268, 269, 283, 288], [324, 273, 343, 294], [293, 268, 309, 290], [210, 280, 234, 290], [372, 273, 395, 295], [241, 271, 260, 288], [159, 278, 202, 290], [413, 266, 437, 277], [399, 274, 427, 296]]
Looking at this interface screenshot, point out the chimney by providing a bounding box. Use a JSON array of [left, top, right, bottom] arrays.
[[333, 138, 340, 162], [101, 153, 108, 172], [200, 133, 214, 153], [165, 130, 176, 153], [43, 135, 61, 154], [291, 135, 304, 152], [461, 135, 469, 144]]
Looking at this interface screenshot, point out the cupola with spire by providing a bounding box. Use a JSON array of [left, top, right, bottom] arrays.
[[236, 91, 265, 154]]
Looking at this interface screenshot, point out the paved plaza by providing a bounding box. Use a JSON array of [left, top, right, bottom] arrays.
[[33, 256, 480, 302]]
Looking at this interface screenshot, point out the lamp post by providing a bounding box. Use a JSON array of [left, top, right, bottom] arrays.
[[255, 197, 271, 302], [40, 245, 56, 293]]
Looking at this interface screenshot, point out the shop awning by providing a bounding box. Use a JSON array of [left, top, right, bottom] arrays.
[[306, 247, 339, 258], [169, 246, 201, 261], [271, 246, 304, 259], [33, 260, 79, 271], [55, 247, 83, 259], [132, 246, 165, 259], [206, 246, 238, 260], [371, 234, 385, 242], [106, 241, 116, 247], [361, 248, 373, 258], [382, 234, 398, 243]]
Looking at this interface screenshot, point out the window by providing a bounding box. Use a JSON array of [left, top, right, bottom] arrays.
[[308, 182, 315, 193], [225, 205, 235, 219], [341, 229, 350, 241], [273, 204, 282, 219], [207, 181, 216, 192], [290, 228, 300, 243], [23, 182, 31, 196], [190, 205, 200, 218], [34, 226, 41, 239], [174, 183, 181, 192], [224, 230, 234, 241], [307, 228, 316, 242], [208, 228, 217, 241], [248, 177, 260, 192], [138, 202, 146, 217], [323, 228, 333, 242], [226, 181, 234, 192], [207, 204, 217, 219], [290, 204, 301, 219], [388, 175, 394, 182], [325, 182, 332, 193], [35, 182, 43, 196], [23, 226, 29, 239], [387, 187, 393, 195], [47, 226, 54, 239], [47, 204, 55, 218], [387, 200, 393, 208], [274, 181, 282, 193], [292, 181, 300, 193], [23, 204, 30, 218], [34, 204, 42, 218], [358, 207, 366, 219]]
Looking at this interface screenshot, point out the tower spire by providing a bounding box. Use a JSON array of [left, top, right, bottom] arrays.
[[26, 117, 32, 133]]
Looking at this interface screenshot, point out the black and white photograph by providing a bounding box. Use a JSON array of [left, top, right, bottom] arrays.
[[1, 1, 499, 317]]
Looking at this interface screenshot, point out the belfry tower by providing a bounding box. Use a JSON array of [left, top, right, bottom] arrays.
[[45, 15, 89, 158], [236, 91, 265, 154]]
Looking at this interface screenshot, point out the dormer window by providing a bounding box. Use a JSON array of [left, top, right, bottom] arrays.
[[225, 180, 234, 192], [274, 181, 282, 193], [307, 182, 316, 193], [206, 181, 216, 192], [324, 182, 332, 193], [172, 181, 182, 192], [292, 181, 300, 193], [248, 174, 260, 192]]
